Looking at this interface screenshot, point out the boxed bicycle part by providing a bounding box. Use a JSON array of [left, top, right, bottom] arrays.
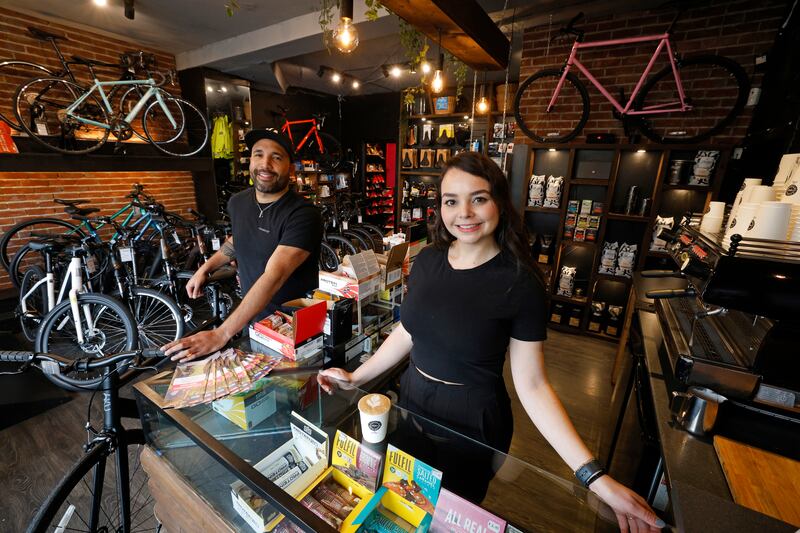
[[323, 297, 355, 348], [211, 379, 278, 431], [249, 299, 326, 360], [319, 250, 382, 301], [377, 242, 409, 291], [231, 412, 329, 532]]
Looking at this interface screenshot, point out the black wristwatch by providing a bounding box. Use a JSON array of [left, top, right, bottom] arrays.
[[575, 459, 606, 488]]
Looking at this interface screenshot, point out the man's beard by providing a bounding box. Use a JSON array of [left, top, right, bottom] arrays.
[[253, 170, 290, 194]]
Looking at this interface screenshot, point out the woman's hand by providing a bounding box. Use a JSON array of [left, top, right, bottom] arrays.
[[590, 476, 665, 532], [317, 368, 359, 394]]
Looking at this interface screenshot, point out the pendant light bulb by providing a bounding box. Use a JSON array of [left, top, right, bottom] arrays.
[[333, 1, 358, 53], [431, 70, 444, 93], [477, 96, 489, 113], [420, 61, 431, 74]]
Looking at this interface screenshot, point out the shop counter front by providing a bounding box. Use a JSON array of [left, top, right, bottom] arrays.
[[134, 368, 621, 533]]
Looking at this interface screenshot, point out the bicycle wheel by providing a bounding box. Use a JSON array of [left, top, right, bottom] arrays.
[[8, 243, 45, 289], [118, 85, 177, 141], [19, 265, 47, 343], [27, 430, 159, 533], [155, 271, 219, 333], [514, 69, 590, 143], [35, 293, 137, 390], [635, 55, 749, 144], [0, 60, 54, 131], [342, 229, 371, 252], [142, 96, 209, 156], [302, 131, 343, 169], [319, 241, 340, 272], [14, 77, 110, 154], [325, 234, 358, 263], [122, 286, 184, 348], [0, 217, 84, 273]]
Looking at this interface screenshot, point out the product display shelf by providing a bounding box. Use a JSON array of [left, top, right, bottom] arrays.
[[361, 141, 395, 230], [520, 143, 731, 342]]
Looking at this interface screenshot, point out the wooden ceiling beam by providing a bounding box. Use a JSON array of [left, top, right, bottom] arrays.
[[381, 0, 510, 70]]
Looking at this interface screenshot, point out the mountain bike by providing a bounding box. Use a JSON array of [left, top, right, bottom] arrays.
[[275, 105, 343, 168], [513, 11, 749, 144], [14, 68, 208, 156], [0, 347, 167, 533]]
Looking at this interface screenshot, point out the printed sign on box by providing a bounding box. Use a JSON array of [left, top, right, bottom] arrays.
[[431, 488, 506, 533], [332, 430, 382, 492]]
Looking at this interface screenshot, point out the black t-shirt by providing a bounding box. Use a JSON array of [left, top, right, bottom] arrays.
[[400, 245, 547, 386], [228, 188, 322, 320]]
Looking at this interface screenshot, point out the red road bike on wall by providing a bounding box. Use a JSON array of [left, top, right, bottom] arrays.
[[513, 12, 749, 144], [275, 105, 343, 168]]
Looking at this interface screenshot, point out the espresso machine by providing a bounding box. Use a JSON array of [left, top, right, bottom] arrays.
[[645, 215, 800, 458]]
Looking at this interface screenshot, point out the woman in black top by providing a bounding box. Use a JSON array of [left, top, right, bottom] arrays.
[[319, 153, 662, 532]]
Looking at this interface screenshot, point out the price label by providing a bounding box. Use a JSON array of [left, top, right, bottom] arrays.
[[119, 247, 134, 262], [342, 221, 349, 230], [36, 122, 49, 136], [358, 215, 363, 224], [211, 238, 221, 250], [86, 255, 98, 274]]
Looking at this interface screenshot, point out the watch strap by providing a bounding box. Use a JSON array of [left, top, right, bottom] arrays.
[[575, 459, 606, 488]]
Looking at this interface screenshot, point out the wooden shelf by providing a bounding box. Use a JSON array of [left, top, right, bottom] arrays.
[[525, 206, 561, 214], [550, 294, 589, 305], [408, 112, 496, 120], [606, 213, 650, 222], [400, 170, 440, 175], [561, 240, 596, 249], [570, 178, 610, 186], [663, 184, 712, 191], [648, 250, 671, 258], [595, 273, 634, 284], [584, 330, 620, 343], [548, 322, 583, 333]]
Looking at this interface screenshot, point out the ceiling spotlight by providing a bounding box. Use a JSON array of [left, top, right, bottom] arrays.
[[463, 115, 469, 120], [352, 80, 360, 89], [93, 0, 107, 5], [390, 65, 403, 78], [548, 148, 557, 152], [206, 85, 213, 93], [333, 0, 359, 53], [221, 86, 228, 93], [332, 72, 342, 83], [421, 61, 431, 74], [637, 148, 647, 153]]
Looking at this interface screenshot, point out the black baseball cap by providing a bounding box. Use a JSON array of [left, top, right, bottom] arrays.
[[244, 128, 295, 161]]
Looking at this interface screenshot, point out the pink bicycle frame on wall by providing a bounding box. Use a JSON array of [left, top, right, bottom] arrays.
[[548, 33, 690, 116]]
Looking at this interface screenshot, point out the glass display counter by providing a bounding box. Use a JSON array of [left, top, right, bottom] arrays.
[[134, 367, 618, 532]]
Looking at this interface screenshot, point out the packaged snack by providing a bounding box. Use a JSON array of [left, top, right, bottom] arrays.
[[586, 229, 597, 242], [588, 215, 601, 230], [598, 242, 618, 274], [588, 301, 606, 332], [606, 305, 624, 336], [556, 266, 576, 297], [574, 228, 586, 241], [544, 176, 564, 208], [592, 201, 604, 215], [576, 214, 589, 229], [300, 495, 343, 529], [311, 483, 354, 520], [563, 226, 574, 240], [615, 243, 637, 278], [580, 199, 593, 214], [567, 200, 579, 214], [528, 175, 546, 207]]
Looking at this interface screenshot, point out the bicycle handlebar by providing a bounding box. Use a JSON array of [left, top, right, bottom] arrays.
[[0, 348, 164, 369], [552, 11, 585, 42]]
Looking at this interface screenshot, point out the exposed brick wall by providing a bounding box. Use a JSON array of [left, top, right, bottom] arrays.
[[0, 171, 198, 291], [514, 0, 787, 146]]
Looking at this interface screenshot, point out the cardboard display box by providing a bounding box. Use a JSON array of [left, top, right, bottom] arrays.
[[231, 412, 329, 532], [249, 299, 327, 360], [211, 380, 277, 431], [377, 242, 409, 291], [319, 250, 381, 301]]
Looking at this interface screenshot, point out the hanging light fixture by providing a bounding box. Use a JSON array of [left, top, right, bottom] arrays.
[[333, 0, 359, 54], [476, 71, 489, 113], [430, 30, 445, 94]]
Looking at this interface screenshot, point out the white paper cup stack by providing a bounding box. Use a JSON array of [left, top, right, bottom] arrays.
[[724, 202, 759, 248], [700, 201, 726, 234], [748, 185, 776, 204], [747, 202, 792, 240], [729, 178, 762, 225]]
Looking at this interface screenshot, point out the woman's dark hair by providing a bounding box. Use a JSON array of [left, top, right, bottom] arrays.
[[431, 152, 545, 285]]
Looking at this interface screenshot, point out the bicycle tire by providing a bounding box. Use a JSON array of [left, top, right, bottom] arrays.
[[514, 69, 590, 144], [355, 224, 385, 251], [142, 96, 209, 157], [118, 85, 178, 142], [14, 77, 110, 155], [26, 429, 158, 533], [342, 229, 371, 252], [325, 234, 358, 262], [35, 293, 137, 391], [302, 131, 343, 169], [319, 241, 340, 272], [635, 55, 749, 144], [154, 271, 225, 333], [8, 243, 44, 290], [0, 60, 54, 131], [121, 286, 184, 348], [19, 265, 47, 343], [0, 217, 84, 273]]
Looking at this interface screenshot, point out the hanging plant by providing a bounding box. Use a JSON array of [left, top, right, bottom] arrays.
[[224, 0, 240, 17], [318, 0, 338, 51], [445, 52, 468, 103], [364, 0, 385, 21]]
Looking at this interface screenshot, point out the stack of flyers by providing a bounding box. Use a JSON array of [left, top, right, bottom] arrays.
[[164, 348, 283, 409]]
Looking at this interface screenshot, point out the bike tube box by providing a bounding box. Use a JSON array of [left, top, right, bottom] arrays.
[[377, 242, 409, 291], [318, 250, 382, 301], [249, 299, 326, 361]]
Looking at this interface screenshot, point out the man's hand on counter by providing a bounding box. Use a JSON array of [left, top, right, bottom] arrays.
[[590, 476, 666, 532], [162, 329, 230, 363]]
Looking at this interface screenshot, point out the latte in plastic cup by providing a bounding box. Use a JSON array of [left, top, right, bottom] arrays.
[[358, 393, 391, 443]]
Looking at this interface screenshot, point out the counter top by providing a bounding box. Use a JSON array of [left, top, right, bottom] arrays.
[[636, 307, 794, 531]]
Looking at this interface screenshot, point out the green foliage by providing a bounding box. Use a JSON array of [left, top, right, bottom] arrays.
[[224, 0, 239, 17], [445, 52, 468, 102], [364, 0, 384, 21], [318, 0, 338, 51]]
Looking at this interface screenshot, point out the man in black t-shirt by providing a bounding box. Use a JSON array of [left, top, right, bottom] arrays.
[[163, 129, 322, 362]]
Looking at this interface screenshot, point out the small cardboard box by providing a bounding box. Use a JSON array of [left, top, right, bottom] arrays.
[[288, 466, 374, 533], [377, 242, 410, 291], [211, 380, 277, 430], [249, 299, 327, 360], [319, 251, 381, 301], [231, 412, 329, 532]]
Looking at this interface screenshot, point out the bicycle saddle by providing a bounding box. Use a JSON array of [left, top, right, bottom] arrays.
[[312, 112, 328, 121], [71, 55, 121, 69], [27, 234, 77, 252], [54, 198, 90, 206], [27, 26, 67, 41], [65, 206, 101, 217]]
